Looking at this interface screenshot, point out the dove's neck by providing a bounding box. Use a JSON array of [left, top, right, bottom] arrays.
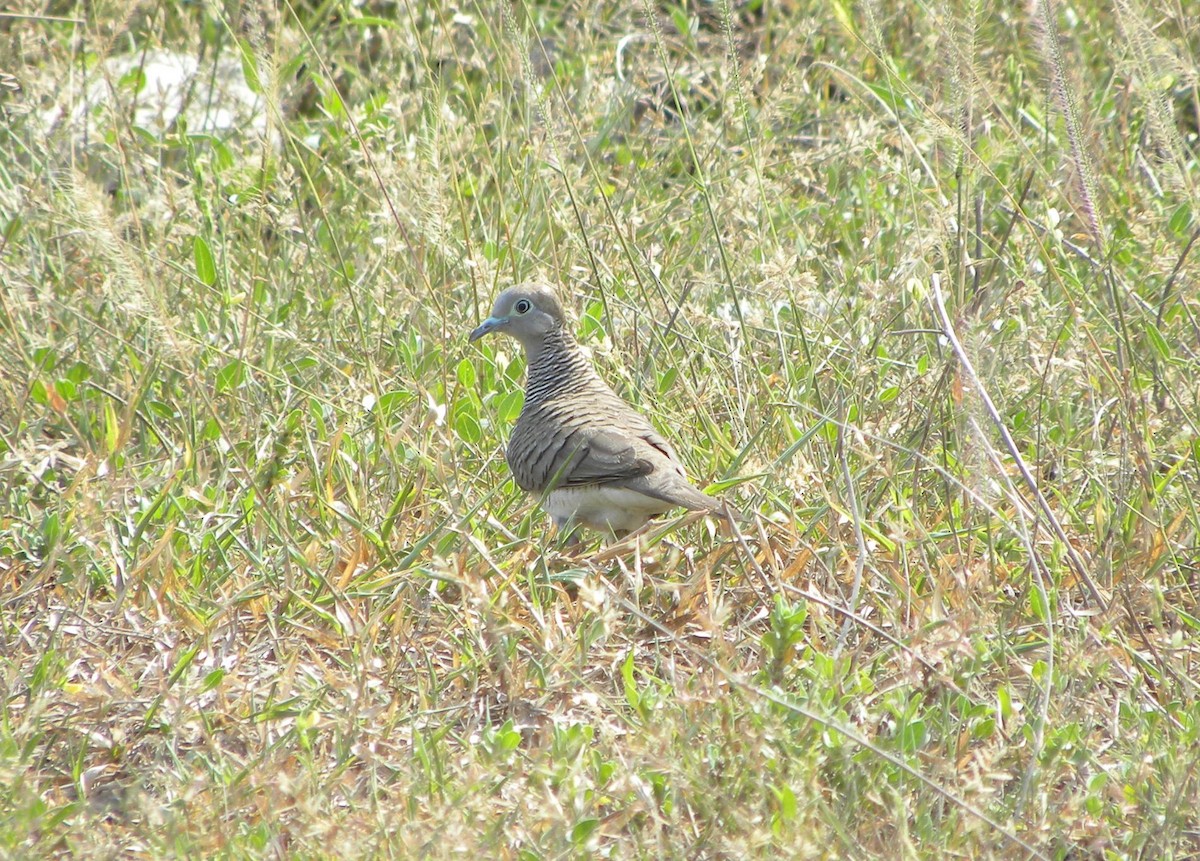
[[523, 327, 594, 406]]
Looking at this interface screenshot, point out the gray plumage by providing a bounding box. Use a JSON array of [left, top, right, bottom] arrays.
[[469, 283, 722, 536]]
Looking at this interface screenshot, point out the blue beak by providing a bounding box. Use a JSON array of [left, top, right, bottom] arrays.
[[469, 316, 507, 342]]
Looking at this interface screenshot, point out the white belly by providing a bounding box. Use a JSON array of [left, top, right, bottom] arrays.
[[544, 486, 672, 534]]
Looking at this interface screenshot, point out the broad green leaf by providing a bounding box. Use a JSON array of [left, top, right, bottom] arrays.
[[193, 236, 217, 286]]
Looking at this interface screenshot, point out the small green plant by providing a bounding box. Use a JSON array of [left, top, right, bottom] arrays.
[[761, 595, 808, 685]]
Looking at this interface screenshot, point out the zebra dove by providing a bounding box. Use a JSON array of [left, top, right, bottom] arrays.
[[469, 283, 723, 537]]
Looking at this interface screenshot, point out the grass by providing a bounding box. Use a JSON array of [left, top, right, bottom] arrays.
[[2, 0, 1199, 857]]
